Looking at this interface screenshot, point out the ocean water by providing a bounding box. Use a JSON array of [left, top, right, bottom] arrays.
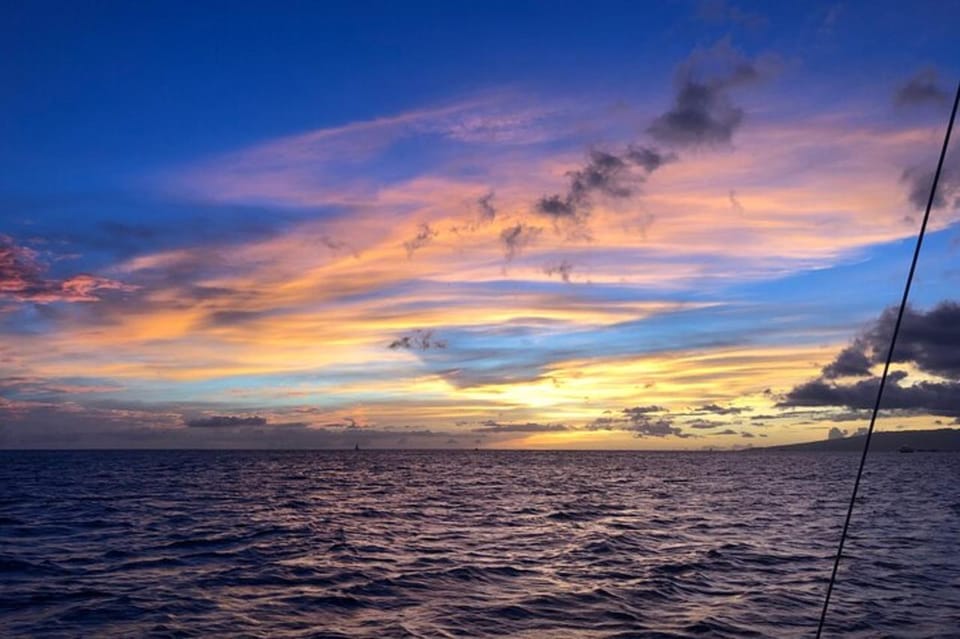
[[1, 450, 959, 638]]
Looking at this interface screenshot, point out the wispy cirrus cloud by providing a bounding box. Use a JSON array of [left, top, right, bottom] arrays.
[[173, 94, 576, 209], [7, 35, 960, 450]]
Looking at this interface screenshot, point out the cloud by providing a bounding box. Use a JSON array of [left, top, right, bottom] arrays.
[[388, 329, 447, 351], [822, 342, 873, 378], [477, 191, 497, 223], [894, 68, 950, 108], [185, 415, 269, 427], [780, 372, 960, 418], [587, 405, 685, 437], [535, 146, 676, 225], [317, 417, 362, 429], [0, 375, 123, 397], [544, 260, 574, 282], [403, 223, 438, 258], [686, 418, 726, 429], [828, 426, 846, 440], [882, 303, 960, 379], [901, 153, 960, 211], [500, 223, 542, 261], [1, 235, 134, 304], [629, 415, 686, 437], [827, 302, 960, 379], [471, 420, 568, 433], [451, 191, 499, 235], [648, 40, 766, 147], [695, 402, 747, 415], [320, 235, 357, 256], [780, 302, 960, 418], [624, 145, 677, 173], [624, 404, 669, 416]]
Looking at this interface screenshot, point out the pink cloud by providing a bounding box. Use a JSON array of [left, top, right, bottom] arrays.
[[0, 235, 136, 304]]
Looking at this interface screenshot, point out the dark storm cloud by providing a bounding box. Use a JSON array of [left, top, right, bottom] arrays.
[[894, 69, 950, 108], [185, 415, 269, 428], [822, 342, 873, 378], [471, 420, 569, 433], [780, 372, 960, 418], [860, 303, 960, 379], [0, 235, 133, 304], [781, 302, 960, 418], [716, 428, 738, 435], [403, 223, 438, 258], [500, 223, 542, 261], [535, 147, 676, 224], [901, 153, 960, 211], [388, 329, 447, 351], [811, 302, 960, 383], [648, 41, 766, 148]]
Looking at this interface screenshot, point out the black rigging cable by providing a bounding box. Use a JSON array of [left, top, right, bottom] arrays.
[[815, 80, 960, 638]]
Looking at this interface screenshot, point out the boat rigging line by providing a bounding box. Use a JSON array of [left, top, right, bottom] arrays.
[[815, 80, 960, 638]]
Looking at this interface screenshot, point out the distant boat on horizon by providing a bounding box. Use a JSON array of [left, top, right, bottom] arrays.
[[354, 443, 360, 451]]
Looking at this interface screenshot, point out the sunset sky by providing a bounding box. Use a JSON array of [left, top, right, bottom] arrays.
[[2, 1, 959, 449]]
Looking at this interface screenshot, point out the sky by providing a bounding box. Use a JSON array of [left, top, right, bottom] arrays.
[[1, 0, 959, 449]]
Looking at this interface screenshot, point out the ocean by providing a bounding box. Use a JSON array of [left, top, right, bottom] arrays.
[[1, 450, 959, 638]]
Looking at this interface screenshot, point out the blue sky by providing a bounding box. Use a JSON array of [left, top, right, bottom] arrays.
[[1, 1, 959, 448]]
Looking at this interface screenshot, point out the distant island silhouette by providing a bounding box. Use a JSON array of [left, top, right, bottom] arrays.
[[754, 428, 960, 452]]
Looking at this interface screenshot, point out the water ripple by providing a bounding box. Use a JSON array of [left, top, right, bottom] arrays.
[[1, 450, 959, 637]]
